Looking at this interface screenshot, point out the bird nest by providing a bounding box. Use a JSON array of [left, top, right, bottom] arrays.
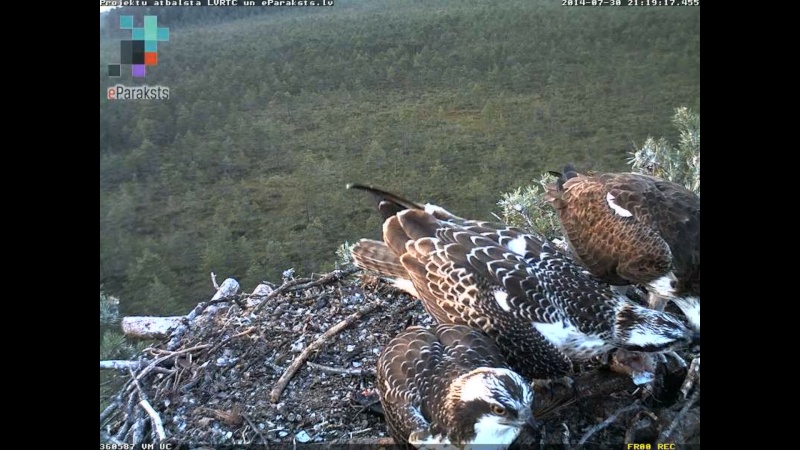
[[99, 268, 699, 448]]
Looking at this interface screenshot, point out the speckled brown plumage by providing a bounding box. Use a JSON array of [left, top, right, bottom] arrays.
[[377, 324, 534, 449], [543, 165, 700, 341], [545, 165, 700, 299], [348, 184, 698, 383]]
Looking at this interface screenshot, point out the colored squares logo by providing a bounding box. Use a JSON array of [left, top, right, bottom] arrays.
[[108, 15, 169, 78]]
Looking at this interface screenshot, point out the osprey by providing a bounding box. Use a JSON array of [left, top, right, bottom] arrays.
[[544, 165, 700, 332], [377, 324, 535, 450], [349, 184, 699, 383]]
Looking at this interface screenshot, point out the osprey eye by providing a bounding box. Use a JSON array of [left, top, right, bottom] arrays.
[[491, 405, 506, 416]]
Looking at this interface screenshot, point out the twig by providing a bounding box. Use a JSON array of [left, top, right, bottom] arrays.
[[114, 421, 130, 443], [100, 431, 124, 445], [131, 407, 146, 444], [349, 428, 373, 438], [128, 366, 166, 442], [577, 401, 642, 446], [135, 344, 210, 383], [107, 345, 209, 412], [100, 397, 121, 426], [112, 391, 138, 442], [351, 397, 383, 421], [657, 388, 700, 443], [125, 389, 139, 421], [269, 301, 381, 403], [251, 279, 304, 315], [205, 327, 257, 356], [139, 399, 167, 441], [243, 413, 269, 447], [209, 296, 239, 305], [286, 267, 360, 292], [253, 268, 359, 314], [179, 376, 203, 393], [624, 410, 658, 444], [307, 361, 376, 376], [211, 272, 219, 289], [534, 396, 578, 420], [396, 300, 421, 315], [328, 437, 396, 446]]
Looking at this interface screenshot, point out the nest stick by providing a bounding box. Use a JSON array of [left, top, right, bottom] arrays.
[[100, 397, 121, 426], [115, 421, 131, 443], [307, 361, 376, 376], [253, 267, 359, 314], [135, 344, 210, 383], [657, 388, 700, 443], [205, 326, 257, 357], [100, 360, 147, 371], [100, 431, 124, 445], [242, 413, 268, 446], [139, 399, 167, 441], [131, 408, 146, 444], [269, 301, 380, 403], [286, 267, 360, 292], [578, 401, 642, 446], [329, 437, 396, 446], [127, 366, 167, 442]]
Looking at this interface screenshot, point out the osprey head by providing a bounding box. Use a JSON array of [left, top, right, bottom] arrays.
[[445, 368, 535, 448], [616, 304, 698, 353], [670, 295, 700, 333]]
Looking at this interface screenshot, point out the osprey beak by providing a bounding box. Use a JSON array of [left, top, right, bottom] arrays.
[[524, 410, 537, 433]]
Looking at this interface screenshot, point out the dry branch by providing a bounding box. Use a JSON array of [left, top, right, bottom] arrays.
[[100, 431, 124, 445], [205, 326, 257, 356], [657, 389, 700, 444], [126, 365, 168, 443], [139, 399, 167, 441], [269, 301, 380, 403], [100, 398, 120, 425], [242, 413, 268, 445], [286, 267, 360, 292], [113, 421, 129, 443], [134, 344, 210, 385], [133, 409, 147, 444], [101, 360, 149, 371], [328, 437, 396, 446], [578, 401, 641, 446], [252, 267, 359, 314], [307, 361, 376, 376]]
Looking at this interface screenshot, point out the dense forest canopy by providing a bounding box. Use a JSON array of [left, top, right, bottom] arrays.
[[99, 0, 700, 316]]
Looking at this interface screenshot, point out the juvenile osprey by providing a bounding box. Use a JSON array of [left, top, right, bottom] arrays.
[[349, 184, 699, 382], [544, 165, 700, 332], [377, 324, 535, 450]]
